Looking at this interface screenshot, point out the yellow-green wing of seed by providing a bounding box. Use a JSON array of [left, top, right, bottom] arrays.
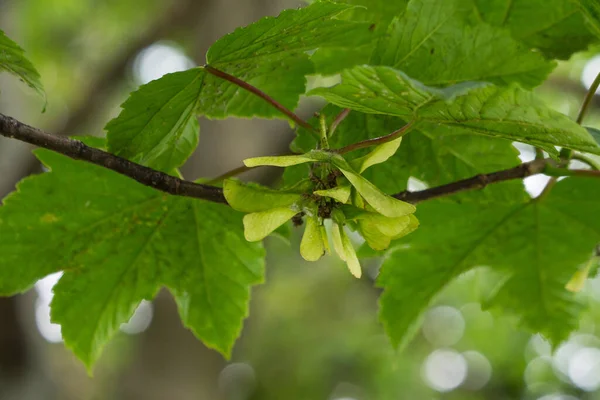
[[358, 219, 392, 251], [331, 157, 415, 218], [331, 222, 347, 262], [320, 225, 331, 254], [244, 154, 315, 167], [300, 216, 326, 262], [357, 215, 412, 251], [351, 137, 402, 173], [342, 171, 414, 218], [224, 179, 302, 212], [390, 214, 420, 240], [243, 150, 331, 168], [340, 227, 362, 278], [313, 185, 352, 203], [243, 207, 298, 242], [566, 256, 598, 293], [342, 205, 412, 236]]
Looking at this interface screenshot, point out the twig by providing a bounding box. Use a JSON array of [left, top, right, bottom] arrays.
[[1, 114, 599, 207], [205, 165, 254, 185], [394, 159, 550, 204], [0, 113, 226, 204], [203, 65, 315, 133], [334, 120, 415, 154], [329, 108, 350, 137], [539, 69, 600, 198], [577, 71, 600, 125]]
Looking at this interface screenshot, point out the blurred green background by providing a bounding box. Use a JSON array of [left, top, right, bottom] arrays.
[[2, 1, 600, 399]]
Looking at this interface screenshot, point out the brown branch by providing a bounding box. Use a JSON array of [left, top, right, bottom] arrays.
[[205, 165, 253, 185], [541, 69, 600, 197], [0, 113, 226, 204], [577, 70, 600, 125], [334, 120, 415, 154], [203, 65, 316, 133], [394, 159, 550, 204], [329, 108, 350, 137], [2, 114, 599, 208]]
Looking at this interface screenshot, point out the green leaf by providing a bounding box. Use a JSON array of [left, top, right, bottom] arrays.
[[472, 0, 597, 59], [587, 127, 600, 146], [310, 66, 600, 155], [106, 69, 204, 171], [0, 29, 45, 100], [0, 149, 264, 370], [576, 0, 600, 39], [309, 0, 408, 75], [200, 1, 374, 119], [318, 0, 408, 23], [378, 178, 600, 349], [370, 0, 555, 89]]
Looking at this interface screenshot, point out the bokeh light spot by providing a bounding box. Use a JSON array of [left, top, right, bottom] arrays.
[[462, 350, 492, 390], [218, 362, 257, 400], [422, 349, 467, 392], [422, 305, 465, 347], [133, 42, 195, 85], [568, 347, 600, 391]]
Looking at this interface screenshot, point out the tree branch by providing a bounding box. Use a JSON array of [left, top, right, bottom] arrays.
[[334, 120, 415, 154], [1, 113, 599, 208], [394, 159, 550, 204], [0, 113, 226, 204]]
